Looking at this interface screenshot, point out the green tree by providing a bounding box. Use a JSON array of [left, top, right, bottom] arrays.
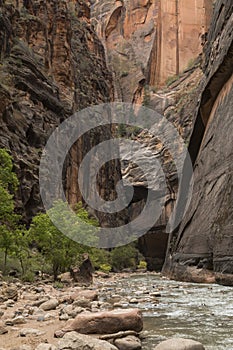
[[11, 229, 30, 275], [28, 201, 100, 280], [0, 149, 20, 274], [111, 243, 139, 271], [0, 149, 18, 191]]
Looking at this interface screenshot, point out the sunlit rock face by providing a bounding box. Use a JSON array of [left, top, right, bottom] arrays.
[[91, 0, 212, 102], [163, 1, 233, 284]]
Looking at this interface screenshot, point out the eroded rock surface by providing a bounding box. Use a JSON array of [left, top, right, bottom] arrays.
[[163, 1, 233, 284], [91, 0, 212, 102], [0, 0, 118, 225]]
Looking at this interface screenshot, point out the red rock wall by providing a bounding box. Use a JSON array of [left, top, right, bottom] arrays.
[[154, 0, 212, 85]]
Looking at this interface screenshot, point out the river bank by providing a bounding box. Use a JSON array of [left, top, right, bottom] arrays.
[[0, 272, 232, 349]]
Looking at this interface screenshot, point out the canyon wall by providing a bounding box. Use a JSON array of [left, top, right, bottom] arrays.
[[91, 0, 212, 102], [154, 0, 213, 85], [90, 0, 212, 269], [0, 0, 119, 225], [163, 0, 233, 285]]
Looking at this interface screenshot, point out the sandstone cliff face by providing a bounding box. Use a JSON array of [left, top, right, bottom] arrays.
[[163, 0, 233, 284], [90, 0, 212, 269], [0, 0, 116, 223], [154, 0, 213, 85], [91, 0, 212, 103], [120, 64, 204, 270]]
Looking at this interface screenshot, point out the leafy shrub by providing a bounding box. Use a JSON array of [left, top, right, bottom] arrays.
[[89, 248, 111, 270], [22, 271, 35, 283], [137, 260, 147, 269], [54, 281, 64, 289], [99, 263, 112, 273], [111, 244, 139, 271]]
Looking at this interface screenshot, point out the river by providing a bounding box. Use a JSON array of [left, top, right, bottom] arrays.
[[98, 273, 233, 349]]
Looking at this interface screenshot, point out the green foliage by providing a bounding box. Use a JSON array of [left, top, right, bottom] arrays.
[[54, 281, 64, 289], [137, 260, 147, 269], [166, 74, 180, 87], [0, 149, 147, 279], [0, 149, 22, 274], [111, 244, 139, 271], [0, 149, 18, 192], [89, 248, 111, 270], [22, 271, 35, 283], [28, 201, 100, 280], [99, 263, 112, 273]]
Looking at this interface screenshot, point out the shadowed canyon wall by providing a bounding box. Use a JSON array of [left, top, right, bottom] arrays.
[[163, 0, 233, 285], [0, 0, 121, 226]]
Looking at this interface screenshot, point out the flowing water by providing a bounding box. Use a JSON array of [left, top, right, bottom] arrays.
[[98, 273, 233, 349]]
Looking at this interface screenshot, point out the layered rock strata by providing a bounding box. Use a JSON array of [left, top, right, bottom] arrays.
[[163, 0, 233, 284], [91, 0, 212, 102], [0, 0, 119, 225]]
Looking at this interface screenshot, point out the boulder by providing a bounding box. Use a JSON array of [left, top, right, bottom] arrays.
[[40, 299, 59, 311], [154, 338, 205, 350], [70, 254, 94, 285], [55, 309, 143, 337], [114, 336, 142, 350], [58, 331, 117, 350], [58, 272, 72, 284]]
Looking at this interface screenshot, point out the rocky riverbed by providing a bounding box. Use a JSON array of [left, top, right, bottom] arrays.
[[0, 273, 232, 350]]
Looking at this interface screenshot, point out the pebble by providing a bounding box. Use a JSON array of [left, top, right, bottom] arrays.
[[20, 328, 46, 337], [12, 316, 27, 325]]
